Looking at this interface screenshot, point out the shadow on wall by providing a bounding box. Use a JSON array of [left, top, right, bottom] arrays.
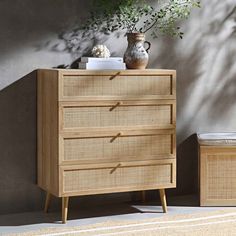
[[36, 30, 108, 68], [150, 1, 236, 195], [151, 1, 236, 140], [36, 28, 124, 69], [0, 71, 134, 216], [176, 134, 199, 195], [164, 134, 199, 198], [0, 71, 45, 214]]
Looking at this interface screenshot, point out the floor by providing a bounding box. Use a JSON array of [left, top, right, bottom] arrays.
[[0, 194, 235, 235]]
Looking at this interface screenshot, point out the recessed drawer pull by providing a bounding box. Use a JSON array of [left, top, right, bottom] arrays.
[[110, 132, 123, 143], [110, 163, 122, 174], [109, 102, 123, 111]]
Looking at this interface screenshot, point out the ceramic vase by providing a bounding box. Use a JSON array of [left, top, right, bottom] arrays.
[[124, 33, 151, 69]]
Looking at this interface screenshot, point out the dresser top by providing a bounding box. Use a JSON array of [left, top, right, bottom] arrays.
[[37, 69, 176, 76]]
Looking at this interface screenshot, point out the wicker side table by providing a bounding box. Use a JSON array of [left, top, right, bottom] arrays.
[[198, 133, 236, 206]]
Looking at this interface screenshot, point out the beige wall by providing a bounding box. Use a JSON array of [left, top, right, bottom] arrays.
[[0, 0, 235, 214]]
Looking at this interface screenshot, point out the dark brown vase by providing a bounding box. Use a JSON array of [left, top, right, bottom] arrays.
[[124, 33, 151, 69]]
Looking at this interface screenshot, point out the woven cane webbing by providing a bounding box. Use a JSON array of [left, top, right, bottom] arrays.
[[207, 155, 236, 199], [64, 135, 172, 162], [63, 75, 171, 96], [63, 105, 171, 128], [63, 164, 172, 192]]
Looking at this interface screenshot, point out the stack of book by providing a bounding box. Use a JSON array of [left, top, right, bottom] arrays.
[[79, 57, 126, 70]]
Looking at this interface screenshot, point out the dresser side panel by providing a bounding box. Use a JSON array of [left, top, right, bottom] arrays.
[[37, 69, 59, 196]]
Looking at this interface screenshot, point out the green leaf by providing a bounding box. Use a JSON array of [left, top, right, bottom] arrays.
[[81, 0, 201, 39]]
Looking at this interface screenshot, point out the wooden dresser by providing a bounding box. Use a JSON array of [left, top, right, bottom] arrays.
[[37, 69, 176, 223]]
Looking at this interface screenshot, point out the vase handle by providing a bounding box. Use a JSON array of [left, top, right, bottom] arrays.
[[144, 41, 151, 53]]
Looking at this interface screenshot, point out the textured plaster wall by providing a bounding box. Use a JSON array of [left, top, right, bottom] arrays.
[[0, 0, 235, 215]]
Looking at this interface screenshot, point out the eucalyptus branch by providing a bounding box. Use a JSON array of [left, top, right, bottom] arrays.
[[142, 0, 199, 34], [143, 18, 158, 33], [81, 0, 200, 38]]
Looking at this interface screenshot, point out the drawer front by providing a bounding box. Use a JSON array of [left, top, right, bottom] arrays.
[[200, 147, 236, 206], [62, 104, 174, 129], [62, 160, 176, 195], [61, 75, 173, 99], [62, 133, 175, 164]]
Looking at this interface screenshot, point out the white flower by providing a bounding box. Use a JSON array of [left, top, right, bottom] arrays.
[[92, 45, 110, 58]]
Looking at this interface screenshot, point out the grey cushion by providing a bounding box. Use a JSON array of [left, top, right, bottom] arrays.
[[197, 132, 236, 146]]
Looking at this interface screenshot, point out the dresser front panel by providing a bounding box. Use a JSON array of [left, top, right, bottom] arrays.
[[37, 69, 176, 197], [61, 160, 176, 196], [62, 133, 174, 164], [62, 104, 173, 129], [61, 75, 173, 99]]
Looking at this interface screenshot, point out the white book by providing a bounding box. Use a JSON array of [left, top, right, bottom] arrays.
[[79, 61, 126, 70], [81, 57, 123, 63]]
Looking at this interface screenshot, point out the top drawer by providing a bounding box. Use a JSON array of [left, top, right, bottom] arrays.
[[59, 72, 175, 100]]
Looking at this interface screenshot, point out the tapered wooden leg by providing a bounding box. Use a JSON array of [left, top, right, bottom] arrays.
[[44, 192, 51, 213], [141, 191, 146, 203], [62, 197, 69, 224], [159, 189, 167, 213]]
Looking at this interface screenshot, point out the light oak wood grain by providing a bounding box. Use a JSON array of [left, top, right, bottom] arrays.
[[44, 192, 51, 213], [37, 70, 59, 196], [62, 197, 69, 224], [159, 189, 167, 213], [60, 159, 176, 197]]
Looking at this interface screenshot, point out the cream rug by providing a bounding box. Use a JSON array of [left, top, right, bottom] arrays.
[[9, 209, 236, 236]]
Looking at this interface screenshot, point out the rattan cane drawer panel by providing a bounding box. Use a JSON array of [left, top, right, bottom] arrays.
[[62, 162, 174, 194], [205, 155, 236, 200], [62, 75, 172, 97], [63, 134, 173, 163], [63, 105, 172, 129]]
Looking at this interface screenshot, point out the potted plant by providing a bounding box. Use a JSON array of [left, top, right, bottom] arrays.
[[83, 0, 201, 69]]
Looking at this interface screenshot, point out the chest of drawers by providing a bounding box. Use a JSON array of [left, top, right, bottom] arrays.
[[37, 69, 176, 223]]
